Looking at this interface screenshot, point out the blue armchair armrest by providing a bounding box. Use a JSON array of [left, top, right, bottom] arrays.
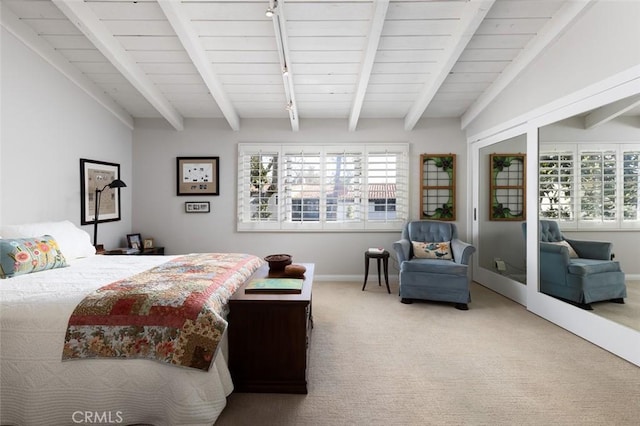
[[451, 238, 475, 265], [565, 238, 612, 260], [540, 242, 571, 286], [393, 239, 411, 264]]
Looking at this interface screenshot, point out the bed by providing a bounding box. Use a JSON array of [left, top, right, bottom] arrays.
[[0, 221, 263, 425]]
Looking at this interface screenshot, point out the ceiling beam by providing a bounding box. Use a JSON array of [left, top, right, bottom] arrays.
[[158, 0, 240, 131], [52, 0, 184, 131], [404, 0, 495, 131], [271, 0, 299, 131], [461, 0, 594, 130], [348, 0, 390, 132], [1, 2, 134, 130], [584, 94, 640, 129]]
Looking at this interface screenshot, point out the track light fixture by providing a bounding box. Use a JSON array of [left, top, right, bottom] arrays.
[[266, 0, 277, 17], [282, 65, 289, 76], [285, 101, 293, 111]]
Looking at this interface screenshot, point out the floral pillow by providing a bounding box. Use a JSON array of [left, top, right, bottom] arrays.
[[0, 235, 68, 278], [412, 241, 453, 260]]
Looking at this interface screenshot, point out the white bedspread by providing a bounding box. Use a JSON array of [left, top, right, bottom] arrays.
[[0, 255, 234, 426]]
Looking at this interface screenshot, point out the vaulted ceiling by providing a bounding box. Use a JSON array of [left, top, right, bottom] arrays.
[[3, 0, 617, 132]]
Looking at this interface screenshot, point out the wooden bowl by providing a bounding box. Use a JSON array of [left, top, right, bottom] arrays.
[[264, 254, 292, 271]]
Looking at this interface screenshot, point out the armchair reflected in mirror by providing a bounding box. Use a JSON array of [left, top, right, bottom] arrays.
[[526, 220, 626, 310]]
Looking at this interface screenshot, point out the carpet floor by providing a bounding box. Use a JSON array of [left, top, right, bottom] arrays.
[[215, 281, 640, 426], [593, 280, 640, 331]]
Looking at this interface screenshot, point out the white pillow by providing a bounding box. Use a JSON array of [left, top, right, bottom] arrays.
[[548, 240, 578, 258], [1, 220, 96, 260]]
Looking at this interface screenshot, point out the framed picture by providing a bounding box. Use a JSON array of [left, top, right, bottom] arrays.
[[177, 157, 219, 196], [420, 154, 456, 221], [143, 238, 154, 249], [185, 201, 210, 213], [127, 233, 142, 250], [489, 153, 526, 221], [80, 159, 123, 225]]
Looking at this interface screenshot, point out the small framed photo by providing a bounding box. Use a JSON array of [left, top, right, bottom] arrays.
[[127, 233, 142, 250], [177, 156, 219, 196], [185, 201, 210, 213], [143, 238, 154, 249]]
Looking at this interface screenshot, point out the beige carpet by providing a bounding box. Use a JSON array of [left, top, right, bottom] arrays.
[[215, 281, 640, 426], [593, 280, 640, 331]]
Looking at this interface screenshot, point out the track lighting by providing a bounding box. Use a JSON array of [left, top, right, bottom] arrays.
[[285, 101, 293, 111], [266, 0, 277, 17], [282, 65, 289, 76]]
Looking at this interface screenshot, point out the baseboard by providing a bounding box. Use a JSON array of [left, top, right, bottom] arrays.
[[315, 274, 399, 284]]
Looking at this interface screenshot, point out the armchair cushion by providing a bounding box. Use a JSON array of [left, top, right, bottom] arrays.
[[411, 241, 452, 260], [401, 258, 468, 276], [568, 259, 622, 276]]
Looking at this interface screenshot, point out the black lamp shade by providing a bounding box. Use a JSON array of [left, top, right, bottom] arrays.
[[108, 179, 127, 189]]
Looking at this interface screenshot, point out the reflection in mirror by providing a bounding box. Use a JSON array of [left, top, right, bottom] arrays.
[[478, 134, 527, 284], [538, 103, 640, 331]]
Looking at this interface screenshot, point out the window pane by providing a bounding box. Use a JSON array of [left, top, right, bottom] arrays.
[[325, 152, 362, 222], [248, 153, 279, 222], [539, 152, 575, 221]]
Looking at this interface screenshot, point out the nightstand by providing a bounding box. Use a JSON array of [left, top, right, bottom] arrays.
[[104, 247, 165, 255]]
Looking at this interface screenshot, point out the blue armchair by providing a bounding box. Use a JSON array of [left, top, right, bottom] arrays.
[[530, 220, 626, 310], [393, 221, 476, 310]]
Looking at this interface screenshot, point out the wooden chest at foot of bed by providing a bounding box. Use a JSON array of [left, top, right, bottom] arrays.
[[228, 263, 314, 394]]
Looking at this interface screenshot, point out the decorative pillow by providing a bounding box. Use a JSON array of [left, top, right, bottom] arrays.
[[548, 240, 579, 258], [0, 235, 68, 278], [412, 241, 453, 260], [0, 220, 95, 260]]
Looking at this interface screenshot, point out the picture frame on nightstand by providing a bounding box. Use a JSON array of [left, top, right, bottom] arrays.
[[127, 233, 142, 250], [143, 238, 154, 249]]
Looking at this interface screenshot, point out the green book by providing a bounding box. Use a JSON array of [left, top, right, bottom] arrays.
[[245, 278, 304, 294]]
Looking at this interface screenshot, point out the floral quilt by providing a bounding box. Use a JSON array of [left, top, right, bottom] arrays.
[[62, 253, 264, 371]]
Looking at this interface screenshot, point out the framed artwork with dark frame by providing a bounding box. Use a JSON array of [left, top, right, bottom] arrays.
[[420, 154, 456, 221], [490, 153, 526, 221], [80, 158, 123, 225], [127, 233, 142, 250], [185, 201, 210, 213], [177, 157, 220, 196]]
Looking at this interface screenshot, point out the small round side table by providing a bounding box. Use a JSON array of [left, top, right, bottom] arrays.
[[362, 250, 390, 294]]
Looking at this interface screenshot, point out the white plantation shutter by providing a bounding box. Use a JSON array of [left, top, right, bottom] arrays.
[[237, 145, 281, 230], [237, 143, 409, 231], [579, 147, 617, 226], [539, 143, 640, 230], [539, 146, 576, 224], [365, 147, 409, 227], [282, 147, 322, 230], [622, 149, 640, 223], [324, 148, 363, 228]]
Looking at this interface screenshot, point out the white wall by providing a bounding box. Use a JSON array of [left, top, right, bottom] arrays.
[[539, 115, 640, 276], [0, 28, 133, 248], [132, 117, 468, 277], [466, 1, 640, 137]]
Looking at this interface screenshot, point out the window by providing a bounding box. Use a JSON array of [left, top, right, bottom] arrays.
[[539, 143, 640, 229], [238, 143, 409, 231]]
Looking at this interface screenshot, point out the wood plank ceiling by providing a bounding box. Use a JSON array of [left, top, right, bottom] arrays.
[[2, 0, 602, 132]]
